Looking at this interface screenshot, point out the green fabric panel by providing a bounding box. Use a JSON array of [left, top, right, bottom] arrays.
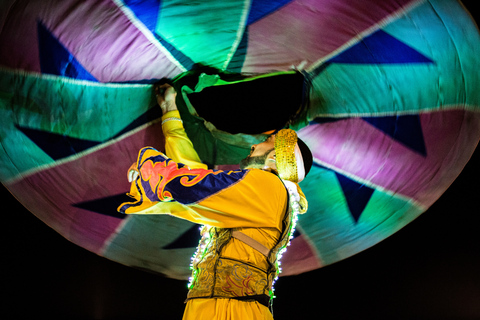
[[382, 0, 480, 110], [157, 0, 249, 70], [0, 70, 155, 180], [310, 62, 444, 116], [298, 165, 424, 265], [308, 0, 480, 117], [417, 0, 480, 108]]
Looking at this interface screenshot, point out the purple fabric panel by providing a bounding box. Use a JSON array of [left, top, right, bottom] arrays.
[[299, 109, 480, 207], [280, 234, 323, 276], [41, 0, 183, 82], [0, 0, 183, 81], [0, 0, 44, 72], [243, 0, 416, 72], [6, 122, 164, 254]]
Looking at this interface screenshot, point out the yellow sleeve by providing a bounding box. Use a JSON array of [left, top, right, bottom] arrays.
[[171, 169, 288, 230], [129, 170, 287, 230], [161, 110, 207, 170], [119, 147, 287, 230]]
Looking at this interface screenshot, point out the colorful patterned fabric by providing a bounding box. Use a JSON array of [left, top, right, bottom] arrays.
[[0, 0, 478, 280]]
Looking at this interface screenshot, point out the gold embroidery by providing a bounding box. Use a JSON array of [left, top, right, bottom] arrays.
[[274, 129, 299, 182]]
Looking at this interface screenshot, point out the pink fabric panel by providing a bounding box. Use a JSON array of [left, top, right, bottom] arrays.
[[0, 0, 43, 72], [0, 0, 183, 81], [243, 0, 417, 72], [6, 122, 164, 254], [299, 109, 480, 207], [281, 234, 323, 276]]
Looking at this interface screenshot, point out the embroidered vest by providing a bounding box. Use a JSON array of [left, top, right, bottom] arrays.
[[186, 197, 292, 307]]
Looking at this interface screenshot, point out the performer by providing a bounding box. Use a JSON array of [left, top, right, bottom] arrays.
[[119, 82, 312, 320]]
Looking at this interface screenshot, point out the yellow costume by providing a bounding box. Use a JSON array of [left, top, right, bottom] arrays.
[[119, 111, 303, 320]]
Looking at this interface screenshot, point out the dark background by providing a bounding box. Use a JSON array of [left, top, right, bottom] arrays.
[[2, 3, 480, 319]]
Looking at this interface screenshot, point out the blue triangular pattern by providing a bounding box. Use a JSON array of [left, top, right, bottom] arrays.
[[335, 173, 374, 223], [16, 125, 101, 160], [153, 33, 195, 71], [72, 193, 130, 219], [163, 225, 201, 249], [16, 108, 162, 160], [37, 21, 97, 81], [313, 163, 374, 223], [226, 26, 249, 72], [363, 115, 427, 156], [309, 115, 427, 156], [120, 1, 194, 72], [328, 29, 434, 64], [123, 0, 161, 33], [247, 0, 293, 25]]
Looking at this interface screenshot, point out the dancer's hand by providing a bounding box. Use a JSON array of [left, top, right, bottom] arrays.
[[127, 162, 139, 182], [155, 83, 177, 114]]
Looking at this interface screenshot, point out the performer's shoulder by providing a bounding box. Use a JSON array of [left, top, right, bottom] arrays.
[[245, 169, 286, 188]]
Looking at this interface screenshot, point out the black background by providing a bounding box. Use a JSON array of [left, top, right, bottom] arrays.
[[2, 2, 479, 319]]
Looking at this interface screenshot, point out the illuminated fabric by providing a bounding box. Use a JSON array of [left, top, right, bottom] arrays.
[[1, 0, 478, 287]]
